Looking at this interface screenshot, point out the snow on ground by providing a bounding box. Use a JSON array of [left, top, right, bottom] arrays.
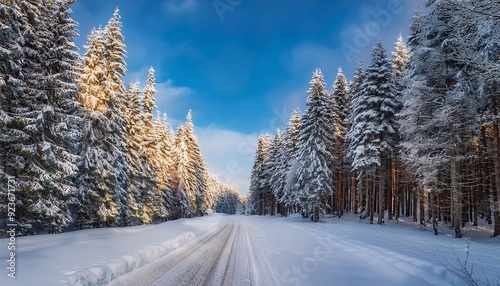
[[251, 213, 500, 286], [1, 212, 499, 286], [109, 218, 279, 286], [0, 215, 224, 286]]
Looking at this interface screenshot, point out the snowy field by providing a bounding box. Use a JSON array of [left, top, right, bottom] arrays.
[[1, 213, 499, 286]]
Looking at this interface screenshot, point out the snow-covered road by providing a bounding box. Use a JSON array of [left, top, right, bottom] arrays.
[[109, 218, 279, 286], [1, 213, 498, 286]]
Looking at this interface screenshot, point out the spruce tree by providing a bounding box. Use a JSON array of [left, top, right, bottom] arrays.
[[269, 129, 287, 215], [345, 61, 364, 216], [152, 112, 175, 217], [389, 34, 408, 221], [331, 67, 349, 217], [77, 12, 129, 227], [294, 69, 334, 222], [0, 0, 23, 218], [121, 82, 146, 224], [261, 129, 281, 215], [348, 42, 396, 225], [277, 110, 301, 212], [184, 111, 208, 216], [391, 35, 409, 79], [249, 134, 271, 215], [3, 0, 81, 230], [143, 67, 157, 115], [173, 124, 192, 217], [103, 8, 126, 106]]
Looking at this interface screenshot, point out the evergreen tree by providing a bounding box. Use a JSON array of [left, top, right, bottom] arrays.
[[391, 34, 409, 79], [124, 74, 160, 222], [269, 129, 287, 214], [0, 0, 21, 217], [103, 8, 126, 107], [143, 67, 157, 115], [261, 129, 281, 215], [184, 111, 208, 216], [345, 61, 364, 215], [294, 69, 334, 222], [249, 134, 271, 215], [78, 27, 107, 111], [173, 124, 192, 217], [141, 67, 157, 169], [152, 112, 176, 217], [389, 34, 408, 221], [2, 0, 81, 230], [121, 82, 147, 224], [203, 175, 219, 211], [77, 10, 130, 227], [331, 67, 349, 217], [346, 62, 364, 133], [274, 110, 301, 213], [347, 42, 396, 225]]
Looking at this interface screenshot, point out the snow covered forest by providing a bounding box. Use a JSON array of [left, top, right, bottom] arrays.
[[249, 0, 500, 238], [0, 1, 241, 234]]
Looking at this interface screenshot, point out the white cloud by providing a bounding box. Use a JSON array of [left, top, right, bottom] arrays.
[[153, 79, 193, 117], [156, 79, 192, 100], [163, 0, 198, 14], [195, 125, 259, 196]]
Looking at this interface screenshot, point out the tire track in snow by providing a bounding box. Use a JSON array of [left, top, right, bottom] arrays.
[[242, 220, 280, 286], [165, 219, 235, 286], [108, 220, 230, 286], [108, 217, 279, 286]]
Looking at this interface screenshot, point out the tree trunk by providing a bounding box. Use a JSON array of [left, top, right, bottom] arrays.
[[412, 186, 418, 222], [330, 193, 334, 215], [431, 189, 438, 235], [450, 122, 462, 238], [437, 191, 441, 222], [365, 172, 370, 219], [351, 170, 357, 214], [419, 187, 425, 228], [389, 162, 396, 220], [370, 170, 375, 224], [314, 205, 319, 222], [338, 140, 344, 218], [491, 81, 500, 237], [378, 153, 384, 225]]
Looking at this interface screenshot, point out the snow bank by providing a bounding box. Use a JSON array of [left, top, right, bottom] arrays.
[[63, 223, 223, 286]]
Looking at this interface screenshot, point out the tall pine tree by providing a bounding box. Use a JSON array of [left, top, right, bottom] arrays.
[[295, 69, 334, 222], [3, 0, 81, 230], [331, 67, 349, 218], [348, 42, 397, 225]]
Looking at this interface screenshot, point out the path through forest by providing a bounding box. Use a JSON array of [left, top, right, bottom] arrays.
[[108, 217, 279, 286]]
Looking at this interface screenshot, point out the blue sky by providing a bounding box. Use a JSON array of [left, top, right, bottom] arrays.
[[71, 0, 424, 195]]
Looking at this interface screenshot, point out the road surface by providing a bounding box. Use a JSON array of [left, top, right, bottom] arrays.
[[108, 218, 279, 286]]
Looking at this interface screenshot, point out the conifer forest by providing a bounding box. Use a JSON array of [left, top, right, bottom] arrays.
[[1, 1, 500, 285], [248, 0, 500, 238], [0, 0, 499, 241], [0, 1, 239, 234]]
